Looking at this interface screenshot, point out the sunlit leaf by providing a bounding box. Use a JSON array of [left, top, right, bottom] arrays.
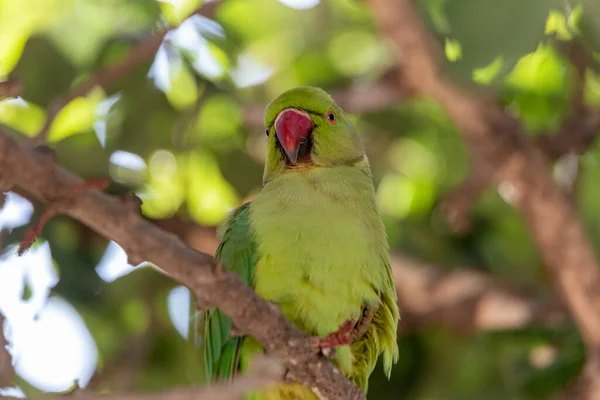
[[159, 0, 202, 27], [0, 98, 46, 136], [503, 44, 570, 132], [444, 38, 462, 62], [473, 56, 504, 85], [166, 57, 199, 111], [567, 4, 584, 34], [506, 45, 567, 92], [0, 0, 68, 76], [48, 88, 105, 143], [0, 34, 29, 77], [545, 10, 572, 40]]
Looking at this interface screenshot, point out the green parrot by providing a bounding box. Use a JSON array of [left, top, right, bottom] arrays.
[[202, 86, 399, 399]]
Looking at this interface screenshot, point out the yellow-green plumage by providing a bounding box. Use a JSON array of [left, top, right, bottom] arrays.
[[202, 87, 399, 399]]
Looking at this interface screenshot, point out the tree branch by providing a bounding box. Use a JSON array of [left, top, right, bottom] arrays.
[[0, 356, 283, 400], [0, 131, 364, 400], [151, 216, 567, 334], [29, 1, 221, 146], [367, 0, 600, 397]]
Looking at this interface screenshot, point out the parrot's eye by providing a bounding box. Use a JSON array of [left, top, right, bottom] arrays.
[[265, 128, 269, 136], [327, 110, 336, 124]]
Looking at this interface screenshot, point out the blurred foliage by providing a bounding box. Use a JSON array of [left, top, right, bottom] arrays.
[[1, 0, 600, 399]]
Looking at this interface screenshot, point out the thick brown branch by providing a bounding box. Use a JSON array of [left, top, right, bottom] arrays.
[[30, 1, 220, 146], [0, 356, 282, 400], [368, 0, 600, 397], [151, 216, 567, 333], [0, 131, 363, 400]]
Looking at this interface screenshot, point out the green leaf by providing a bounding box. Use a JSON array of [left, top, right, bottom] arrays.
[[444, 38, 462, 62], [0, 98, 46, 136], [159, 0, 202, 27], [505, 44, 568, 95], [0, 0, 71, 76], [473, 56, 504, 85], [502, 44, 570, 132], [164, 53, 200, 111], [0, 33, 29, 77], [48, 91, 104, 143], [545, 10, 572, 40]]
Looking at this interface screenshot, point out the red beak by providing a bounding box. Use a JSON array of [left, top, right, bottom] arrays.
[[275, 108, 313, 164]]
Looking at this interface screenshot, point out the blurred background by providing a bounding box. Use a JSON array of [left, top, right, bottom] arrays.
[[1, 0, 599, 399]]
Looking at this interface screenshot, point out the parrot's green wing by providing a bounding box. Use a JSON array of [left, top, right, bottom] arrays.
[[202, 202, 258, 381]]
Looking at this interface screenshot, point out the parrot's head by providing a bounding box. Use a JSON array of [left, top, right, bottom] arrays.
[[262, 86, 365, 183]]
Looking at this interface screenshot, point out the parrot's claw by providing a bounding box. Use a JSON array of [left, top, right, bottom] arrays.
[[310, 320, 355, 357]]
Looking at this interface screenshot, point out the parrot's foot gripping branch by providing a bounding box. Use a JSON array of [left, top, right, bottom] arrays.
[[310, 320, 355, 355]]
